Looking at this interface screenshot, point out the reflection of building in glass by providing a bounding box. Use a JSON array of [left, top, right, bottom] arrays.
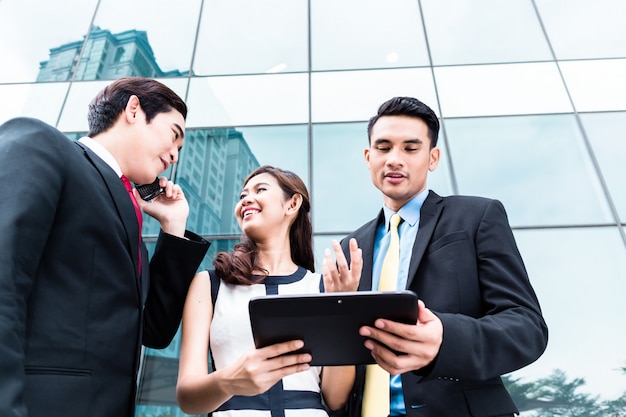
[[177, 128, 260, 236], [37, 26, 185, 81], [143, 127, 259, 238]]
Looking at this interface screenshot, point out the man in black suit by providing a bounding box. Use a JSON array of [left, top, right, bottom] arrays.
[[338, 97, 548, 416], [0, 77, 210, 417]]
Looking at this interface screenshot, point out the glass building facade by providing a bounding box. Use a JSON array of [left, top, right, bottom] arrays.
[[1, 0, 625, 415]]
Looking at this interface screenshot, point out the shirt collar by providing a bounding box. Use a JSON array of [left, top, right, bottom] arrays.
[[79, 136, 122, 177], [382, 188, 429, 228]]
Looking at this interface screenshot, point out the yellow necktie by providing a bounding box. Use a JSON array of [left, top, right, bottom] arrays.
[[362, 213, 401, 417]]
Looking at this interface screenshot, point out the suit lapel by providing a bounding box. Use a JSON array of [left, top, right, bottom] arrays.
[[355, 211, 384, 291], [406, 191, 443, 289], [74, 141, 142, 292]]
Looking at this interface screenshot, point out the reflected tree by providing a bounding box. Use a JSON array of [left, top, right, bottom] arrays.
[[504, 366, 626, 417]]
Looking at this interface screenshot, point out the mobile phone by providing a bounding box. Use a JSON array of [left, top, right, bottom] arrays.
[[135, 178, 164, 201]]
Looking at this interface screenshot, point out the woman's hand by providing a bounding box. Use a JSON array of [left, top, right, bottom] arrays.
[[222, 340, 312, 396]]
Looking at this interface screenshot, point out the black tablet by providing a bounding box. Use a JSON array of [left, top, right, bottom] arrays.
[[248, 290, 418, 366]]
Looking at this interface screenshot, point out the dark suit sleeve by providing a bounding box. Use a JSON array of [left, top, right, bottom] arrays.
[[426, 199, 548, 381], [0, 118, 68, 416], [142, 230, 209, 348]]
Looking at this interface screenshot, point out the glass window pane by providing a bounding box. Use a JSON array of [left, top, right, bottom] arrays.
[[560, 59, 626, 112], [536, 0, 626, 60], [0, 0, 97, 83], [83, 0, 200, 80], [312, 123, 380, 233], [56, 80, 108, 132], [186, 74, 308, 127], [422, 0, 552, 65], [135, 355, 180, 416], [237, 125, 309, 186], [511, 227, 626, 404], [580, 112, 626, 223], [446, 115, 613, 227], [174, 126, 307, 237], [0, 82, 69, 126], [193, 0, 308, 76], [311, 0, 429, 71], [435, 63, 572, 118], [311, 68, 439, 123], [175, 127, 257, 237]]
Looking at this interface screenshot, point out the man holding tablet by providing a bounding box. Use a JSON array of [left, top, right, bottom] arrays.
[[336, 96, 548, 417]]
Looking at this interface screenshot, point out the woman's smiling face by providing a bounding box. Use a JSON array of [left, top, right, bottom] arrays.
[[235, 172, 290, 239]]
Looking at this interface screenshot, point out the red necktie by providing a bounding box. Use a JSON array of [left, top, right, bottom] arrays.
[[120, 175, 143, 276]]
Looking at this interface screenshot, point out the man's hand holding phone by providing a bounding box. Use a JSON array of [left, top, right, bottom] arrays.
[[136, 178, 164, 202], [134, 177, 189, 238]]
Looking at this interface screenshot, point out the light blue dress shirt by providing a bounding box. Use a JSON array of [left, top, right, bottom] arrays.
[[371, 189, 428, 416]]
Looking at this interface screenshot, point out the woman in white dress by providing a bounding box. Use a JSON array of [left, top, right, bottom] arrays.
[[176, 165, 362, 417]]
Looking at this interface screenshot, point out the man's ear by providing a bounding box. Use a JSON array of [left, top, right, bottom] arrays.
[[429, 147, 440, 172], [124, 95, 141, 123], [286, 193, 303, 215]]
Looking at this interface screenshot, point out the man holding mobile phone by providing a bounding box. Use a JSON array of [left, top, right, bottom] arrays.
[[0, 77, 210, 417]]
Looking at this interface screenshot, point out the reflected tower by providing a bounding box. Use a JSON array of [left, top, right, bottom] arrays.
[[37, 26, 184, 81]]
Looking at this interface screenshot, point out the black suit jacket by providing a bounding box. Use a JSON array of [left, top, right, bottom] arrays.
[[341, 191, 548, 417], [0, 118, 210, 417]]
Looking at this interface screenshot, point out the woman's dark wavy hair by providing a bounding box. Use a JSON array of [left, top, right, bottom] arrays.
[[87, 76, 187, 137], [213, 165, 314, 285]]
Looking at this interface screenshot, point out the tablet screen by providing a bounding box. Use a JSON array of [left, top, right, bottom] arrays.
[[249, 290, 418, 366]]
